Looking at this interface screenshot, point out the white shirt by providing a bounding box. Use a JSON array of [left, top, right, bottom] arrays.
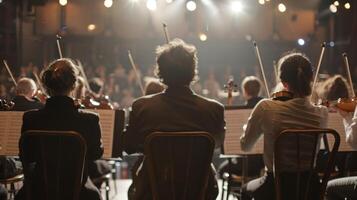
[[342, 106, 357, 150], [240, 97, 328, 172]]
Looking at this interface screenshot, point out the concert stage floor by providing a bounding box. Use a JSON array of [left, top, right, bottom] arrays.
[[104, 179, 229, 200]]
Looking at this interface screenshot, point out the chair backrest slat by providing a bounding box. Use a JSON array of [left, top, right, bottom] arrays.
[[144, 131, 215, 200], [273, 129, 340, 200], [21, 130, 87, 200]]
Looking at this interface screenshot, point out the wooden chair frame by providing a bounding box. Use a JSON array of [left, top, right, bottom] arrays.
[[21, 130, 87, 200], [144, 131, 215, 200], [273, 129, 340, 200]]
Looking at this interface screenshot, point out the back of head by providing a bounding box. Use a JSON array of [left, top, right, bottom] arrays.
[[156, 38, 198, 87], [41, 58, 78, 96], [16, 78, 37, 97], [319, 75, 350, 101], [241, 76, 261, 98], [278, 52, 313, 97]]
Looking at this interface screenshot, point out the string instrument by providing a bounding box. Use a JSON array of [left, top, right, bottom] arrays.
[[311, 42, 327, 98], [331, 53, 356, 112], [0, 99, 14, 111], [32, 71, 48, 103], [224, 76, 238, 106], [252, 41, 270, 98], [128, 50, 145, 96]]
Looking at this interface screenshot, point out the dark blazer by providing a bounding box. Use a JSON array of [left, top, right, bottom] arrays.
[[245, 96, 263, 109], [124, 86, 225, 200], [16, 96, 103, 200], [11, 95, 44, 111]]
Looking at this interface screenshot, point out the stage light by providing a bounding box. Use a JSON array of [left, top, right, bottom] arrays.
[[345, 2, 351, 9], [329, 41, 335, 47], [199, 33, 207, 41], [186, 1, 197, 12], [334, 1, 339, 6], [231, 1, 243, 13], [146, 0, 157, 11], [166, 0, 173, 3], [330, 4, 337, 13], [59, 0, 67, 6], [297, 38, 305, 46], [0, 0, 3, 4], [258, 0, 265, 5], [278, 3, 286, 13], [104, 0, 113, 8], [87, 24, 96, 32]]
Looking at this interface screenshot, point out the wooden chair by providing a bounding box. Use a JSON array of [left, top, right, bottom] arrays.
[[144, 131, 215, 200], [20, 130, 87, 200], [273, 129, 340, 200], [0, 174, 24, 199]]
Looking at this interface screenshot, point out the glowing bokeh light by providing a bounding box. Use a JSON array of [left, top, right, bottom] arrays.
[[231, 1, 243, 13], [199, 33, 207, 41], [104, 0, 113, 8], [278, 3, 286, 12], [258, 0, 265, 5], [334, 1, 339, 6], [146, 0, 157, 11], [330, 4, 337, 13], [59, 0, 67, 6], [297, 38, 305, 46], [345, 2, 351, 9], [87, 24, 96, 31], [186, 1, 197, 11]]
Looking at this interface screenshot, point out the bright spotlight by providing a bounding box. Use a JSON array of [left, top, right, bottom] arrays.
[[186, 1, 197, 11], [146, 0, 157, 11], [0, 0, 2, 3], [87, 24, 96, 32], [329, 4, 337, 13], [199, 33, 207, 41], [297, 38, 305, 46], [334, 1, 339, 6], [345, 2, 351, 9], [278, 3, 286, 13], [59, 0, 67, 6], [104, 0, 113, 8], [258, 0, 265, 5], [231, 1, 243, 13], [166, 0, 173, 3], [329, 41, 335, 47]]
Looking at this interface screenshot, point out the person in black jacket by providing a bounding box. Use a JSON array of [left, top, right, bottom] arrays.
[[11, 77, 44, 111], [124, 38, 225, 200], [15, 58, 103, 200]]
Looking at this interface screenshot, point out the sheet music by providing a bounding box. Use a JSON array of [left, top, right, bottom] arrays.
[[0, 110, 117, 158], [223, 109, 355, 155], [0, 112, 23, 156], [89, 109, 116, 158], [327, 112, 354, 152], [224, 109, 264, 155]]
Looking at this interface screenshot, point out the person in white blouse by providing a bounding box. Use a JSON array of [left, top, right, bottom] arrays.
[[240, 52, 328, 200], [326, 107, 357, 199]]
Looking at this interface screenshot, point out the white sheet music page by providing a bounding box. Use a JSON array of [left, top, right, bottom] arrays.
[[0, 111, 23, 156], [90, 109, 116, 158], [224, 109, 264, 155]]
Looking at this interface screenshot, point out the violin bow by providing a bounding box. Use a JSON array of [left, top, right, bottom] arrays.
[[253, 41, 270, 98], [56, 34, 63, 59], [163, 23, 170, 44], [311, 42, 326, 96], [2, 60, 17, 87], [32, 71, 48, 96], [128, 50, 145, 96], [342, 53, 355, 97], [76, 59, 93, 94]]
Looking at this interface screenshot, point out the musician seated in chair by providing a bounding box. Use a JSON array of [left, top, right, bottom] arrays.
[[15, 58, 104, 200], [10, 77, 44, 111], [123, 38, 225, 200], [218, 76, 264, 178], [240, 52, 328, 200], [326, 106, 357, 200]]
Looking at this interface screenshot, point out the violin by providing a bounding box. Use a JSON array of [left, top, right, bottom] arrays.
[[224, 76, 238, 106]]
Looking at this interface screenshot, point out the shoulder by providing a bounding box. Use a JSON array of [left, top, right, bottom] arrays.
[[132, 93, 162, 107], [194, 94, 224, 111], [77, 109, 99, 121]]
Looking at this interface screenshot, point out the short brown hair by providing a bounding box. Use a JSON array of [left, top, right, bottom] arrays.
[[278, 52, 313, 97], [318, 75, 350, 101], [241, 76, 261, 97], [155, 38, 198, 86], [16, 78, 37, 96], [41, 58, 78, 96]]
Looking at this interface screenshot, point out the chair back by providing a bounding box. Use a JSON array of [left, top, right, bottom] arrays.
[[21, 130, 87, 200], [273, 129, 340, 200], [144, 131, 215, 200]]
